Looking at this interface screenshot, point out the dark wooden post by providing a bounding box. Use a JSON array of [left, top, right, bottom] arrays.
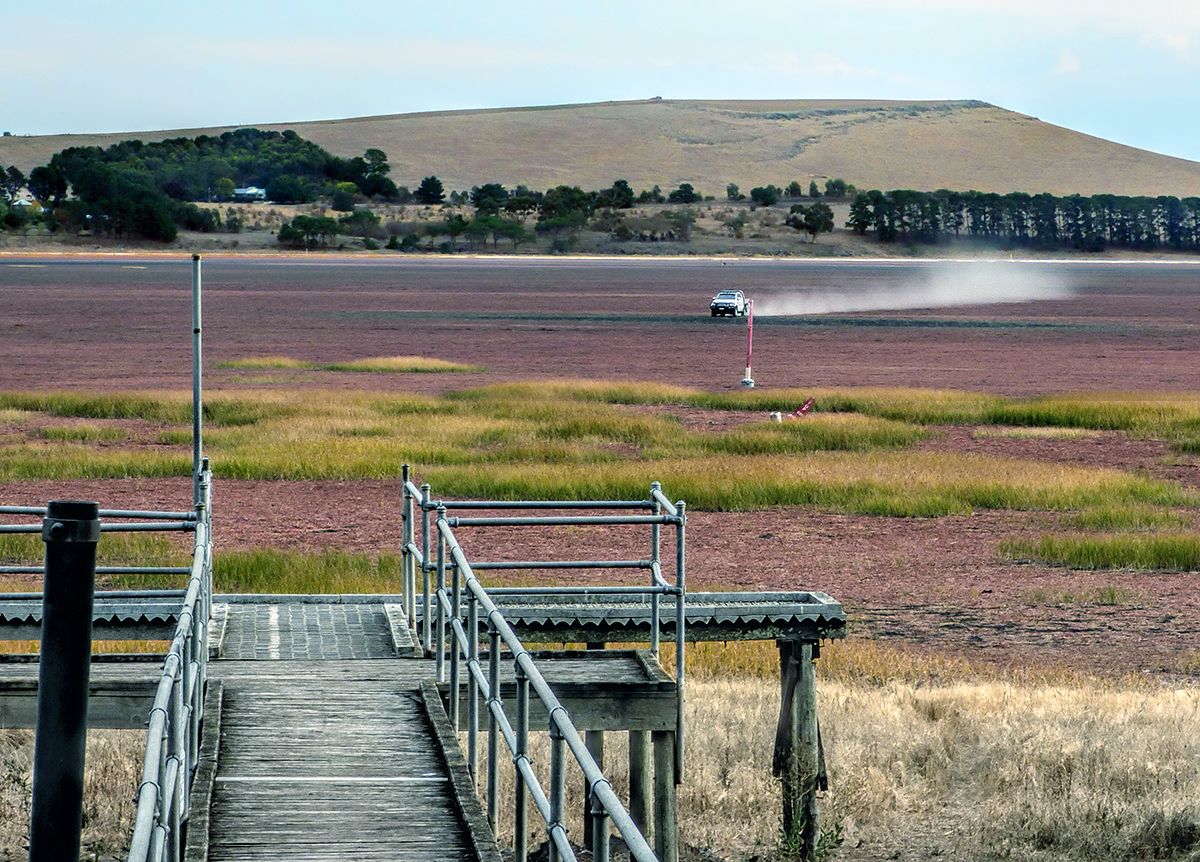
[[652, 729, 678, 862], [774, 639, 821, 861], [628, 729, 652, 843]]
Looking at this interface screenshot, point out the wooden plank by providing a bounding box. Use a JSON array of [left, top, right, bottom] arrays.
[[205, 656, 500, 862]]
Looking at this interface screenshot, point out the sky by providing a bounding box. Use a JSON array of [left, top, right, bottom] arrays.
[[4, 0, 1199, 163]]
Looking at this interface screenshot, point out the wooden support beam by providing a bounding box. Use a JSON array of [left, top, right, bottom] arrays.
[[628, 729, 652, 844], [774, 640, 821, 861], [653, 730, 678, 862]]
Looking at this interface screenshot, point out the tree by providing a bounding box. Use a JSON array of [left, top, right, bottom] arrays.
[[824, 178, 848, 198], [636, 185, 665, 204], [415, 175, 445, 205], [750, 185, 781, 206], [785, 181, 804, 199], [278, 214, 340, 248], [331, 182, 358, 211], [0, 166, 25, 203], [786, 202, 835, 242], [596, 180, 635, 209], [726, 183, 740, 201], [667, 183, 699, 204], [847, 193, 873, 235], [338, 208, 381, 237], [363, 149, 390, 177], [266, 174, 316, 203], [28, 165, 67, 205], [539, 185, 594, 220], [504, 186, 542, 224], [471, 183, 509, 215], [808, 181, 821, 198]]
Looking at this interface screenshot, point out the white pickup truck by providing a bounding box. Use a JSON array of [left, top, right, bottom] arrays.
[[710, 290, 747, 317]]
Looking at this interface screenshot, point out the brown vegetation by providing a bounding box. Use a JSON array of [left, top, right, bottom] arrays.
[[3, 99, 1200, 198]]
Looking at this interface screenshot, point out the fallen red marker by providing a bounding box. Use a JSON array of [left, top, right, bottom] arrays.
[[789, 397, 815, 418]]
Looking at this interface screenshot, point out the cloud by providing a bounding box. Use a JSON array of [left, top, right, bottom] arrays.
[[757, 50, 878, 80], [1053, 48, 1082, 76]]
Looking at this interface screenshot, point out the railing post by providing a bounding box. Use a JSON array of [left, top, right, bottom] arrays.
[[514, 660, 530, 862], [674, 500, 686, 786], [192, 254, 203, 509], [29, 500, 100, 862], [487, 620, 501, 833], [549, 719, 566, 862], [467, 589, 480, 775], [436, 507, 447, 683], [591, 786, 611, 862], [650, 481, 661, 659], [402, 465, 414, 628], [421, 483, 432, 655], [450, 539, 462, 730]]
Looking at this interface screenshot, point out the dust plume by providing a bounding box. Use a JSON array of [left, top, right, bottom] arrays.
[[753, 262, 1075, 317]]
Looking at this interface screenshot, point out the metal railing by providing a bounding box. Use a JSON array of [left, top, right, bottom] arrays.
[[400, 469, 686, 862], [126, 463, 213, 862]]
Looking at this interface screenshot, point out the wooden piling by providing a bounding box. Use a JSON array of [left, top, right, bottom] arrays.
[[774, 640, 820, 861], [628, 729, 652, 843], [653, 729, 678, 862]]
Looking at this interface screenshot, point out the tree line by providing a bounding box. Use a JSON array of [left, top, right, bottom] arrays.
[[0, 128, 400, 241], [846, 189, 1200, 252]]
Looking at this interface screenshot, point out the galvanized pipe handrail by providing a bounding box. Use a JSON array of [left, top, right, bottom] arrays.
[[0, 567, 192, 575], [650, 488, 678, 518], [425, 499, 655, 511], [482, 584, 679, 597], [126, 465, 212, 862], [437, 519, 661, 862], [0, 589, 188, 600], [0, 506, 197, 520], [448, 515, 681, 528], [468, 559, 652, 570], [0, 521, 196, 534]]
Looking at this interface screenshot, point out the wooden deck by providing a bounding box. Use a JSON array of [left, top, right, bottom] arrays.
[[186, 603, 502, 862], [197, 660, 497, 862]]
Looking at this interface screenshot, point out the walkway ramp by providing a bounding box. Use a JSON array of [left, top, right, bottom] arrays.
[[195, 602, 498, 862]]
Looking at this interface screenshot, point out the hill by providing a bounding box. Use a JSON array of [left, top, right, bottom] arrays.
[[3, 98, 1200, 199]]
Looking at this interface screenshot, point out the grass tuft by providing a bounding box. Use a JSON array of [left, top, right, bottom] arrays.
[[1003, 533, 1200, 571]]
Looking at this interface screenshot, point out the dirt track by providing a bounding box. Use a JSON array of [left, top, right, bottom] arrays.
[[3, 255, 1200, 675]]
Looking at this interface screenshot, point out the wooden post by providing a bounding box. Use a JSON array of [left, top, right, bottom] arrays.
[[629, 730, 652, 843], [774, 640, 820, 861], [652, 730, 678, 862]]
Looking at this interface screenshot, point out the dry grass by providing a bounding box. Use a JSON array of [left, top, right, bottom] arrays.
[[217, 355, 484, 373], [0, 729, 143, 860], [469, 636, 1200, 862], [6, 99, 1200, 198]]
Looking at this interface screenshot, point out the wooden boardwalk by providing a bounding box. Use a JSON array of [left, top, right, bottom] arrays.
[[190, 602, 500, 862]]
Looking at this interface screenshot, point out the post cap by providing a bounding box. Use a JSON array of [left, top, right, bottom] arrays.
[[42, 501, 101, 543]]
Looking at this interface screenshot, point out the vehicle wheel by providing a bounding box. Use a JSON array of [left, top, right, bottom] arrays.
[[711, 310, 717, 317]]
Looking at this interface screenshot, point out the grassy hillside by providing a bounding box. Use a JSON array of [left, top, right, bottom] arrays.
[[4, 98, 1200, 198]]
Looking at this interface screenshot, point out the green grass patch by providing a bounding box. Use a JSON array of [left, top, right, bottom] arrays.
[[30, 424, 129, 444], [1020, 584, 1139, 606], [3, 382, 1198, 518], [212, 549, 403, 593], [1063, 505, 1192, 532], [0, 392, 190, 423], [0, 532, 190, 569], [1003, 533, 1200, 571], [975, 426, 1102, 440]]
